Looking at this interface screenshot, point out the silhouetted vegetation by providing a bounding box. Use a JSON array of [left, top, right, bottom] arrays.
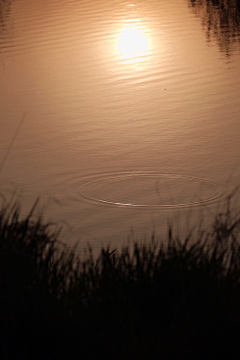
[[189, 0, 240, 54], [1, 193, 240, 359]]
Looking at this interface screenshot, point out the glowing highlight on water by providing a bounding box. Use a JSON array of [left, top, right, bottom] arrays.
[[116, 22, 149, 63]]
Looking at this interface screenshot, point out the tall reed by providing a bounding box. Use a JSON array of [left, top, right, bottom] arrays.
[[0, 192, 240, 359]]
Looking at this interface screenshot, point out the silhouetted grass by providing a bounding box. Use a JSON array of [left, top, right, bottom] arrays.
[[0, 193, 240, 359]]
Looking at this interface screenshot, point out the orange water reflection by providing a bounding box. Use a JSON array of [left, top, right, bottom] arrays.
[[115, 19, 150, 64]]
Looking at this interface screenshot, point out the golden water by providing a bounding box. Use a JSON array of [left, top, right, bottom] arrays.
[[1, 0, 240, 249]]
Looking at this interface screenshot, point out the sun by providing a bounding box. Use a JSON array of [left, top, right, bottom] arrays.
[[116, 24, 149, 62]]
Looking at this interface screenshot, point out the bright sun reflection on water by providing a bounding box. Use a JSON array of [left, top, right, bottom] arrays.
[[116, 22, 149, 63]]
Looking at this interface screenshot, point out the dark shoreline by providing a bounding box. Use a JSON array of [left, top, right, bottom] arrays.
[[1, 195, 240, 359]]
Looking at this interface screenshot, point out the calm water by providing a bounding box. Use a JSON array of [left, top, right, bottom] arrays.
[[0, 0, 240, 250]]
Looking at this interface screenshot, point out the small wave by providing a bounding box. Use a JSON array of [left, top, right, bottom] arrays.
[[78, 171, 225, 209]]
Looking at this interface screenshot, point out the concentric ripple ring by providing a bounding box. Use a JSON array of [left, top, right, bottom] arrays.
[[79, 172, 225, 209]]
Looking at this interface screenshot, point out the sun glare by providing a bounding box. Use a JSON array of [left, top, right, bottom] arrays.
[[116, 24, 149, 62]]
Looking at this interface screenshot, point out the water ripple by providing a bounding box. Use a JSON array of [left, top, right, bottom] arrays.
[[78, 172, 225, 209]]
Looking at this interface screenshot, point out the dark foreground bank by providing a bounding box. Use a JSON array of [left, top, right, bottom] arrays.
[[0, 196, 240, 360]]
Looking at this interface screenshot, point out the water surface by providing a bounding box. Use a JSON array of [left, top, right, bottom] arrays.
[[1, 0, 240, 249]]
